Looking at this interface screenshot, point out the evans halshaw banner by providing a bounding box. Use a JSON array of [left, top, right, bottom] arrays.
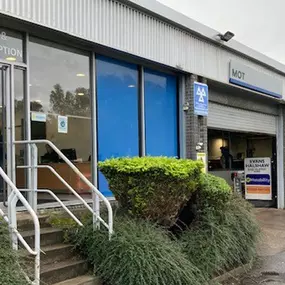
[[244, 157, 272, 201]]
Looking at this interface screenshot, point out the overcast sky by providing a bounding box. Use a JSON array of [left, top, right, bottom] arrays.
[[158, 0, 285, 65]]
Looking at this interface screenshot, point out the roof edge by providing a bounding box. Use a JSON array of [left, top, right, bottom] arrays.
[[123, 0, 285, 75]]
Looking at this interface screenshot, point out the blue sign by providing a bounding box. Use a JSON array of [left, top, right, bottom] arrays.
[[246, 174, 271, 186], [194, 82, 208, 116]]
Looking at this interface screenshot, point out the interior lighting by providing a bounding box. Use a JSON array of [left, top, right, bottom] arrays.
[[77, 92, 84, 96], [6, 57, 16, 62], [76, 73, 86, 77], [128, 85, 135, 88]]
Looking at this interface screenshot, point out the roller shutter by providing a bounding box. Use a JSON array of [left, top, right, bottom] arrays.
[[208, 103, 277, 135]]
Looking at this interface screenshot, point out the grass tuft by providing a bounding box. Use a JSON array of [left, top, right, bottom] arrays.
[[180, 194, 260, 279], [70, 215, 207, 285], [0, 218, 29, 285]]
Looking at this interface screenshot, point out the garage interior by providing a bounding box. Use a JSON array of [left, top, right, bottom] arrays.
[[208, 129, 277, 207]]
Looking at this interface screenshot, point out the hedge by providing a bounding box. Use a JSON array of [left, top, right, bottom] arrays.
[[198, 173, 232, 209], [98, 157, 203, 225]]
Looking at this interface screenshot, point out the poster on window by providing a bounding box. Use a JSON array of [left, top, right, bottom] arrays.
[[244, 157, 271, 200], [58, 115, 68, 134]]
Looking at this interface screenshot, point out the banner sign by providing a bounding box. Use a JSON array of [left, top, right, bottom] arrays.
[[244, 157, 271, 200]]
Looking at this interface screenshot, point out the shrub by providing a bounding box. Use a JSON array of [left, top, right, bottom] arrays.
[[198, 173, 232, 209], [98, 157, 203, 225], [0, 218, 29, 285], [69, 215, 206, 285], [181, 194, 259, 279]]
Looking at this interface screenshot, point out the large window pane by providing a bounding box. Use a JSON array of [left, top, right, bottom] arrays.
[[28, 38, 91, 199], [144, 69, 178, 156], [96, 56, 139, 197]]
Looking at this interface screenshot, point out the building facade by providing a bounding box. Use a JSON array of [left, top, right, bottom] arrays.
[[0, 0, 284, 207]]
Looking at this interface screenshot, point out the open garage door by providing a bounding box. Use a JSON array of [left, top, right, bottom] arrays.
[[208, 103, 277, 135]]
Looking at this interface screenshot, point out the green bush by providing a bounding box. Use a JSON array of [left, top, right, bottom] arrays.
[[69, 215, 206, 285], [198, 173, 232, 209], [0, 218, 29, 285], [99, 157, 203, 225], [181, 194, 259, 279]]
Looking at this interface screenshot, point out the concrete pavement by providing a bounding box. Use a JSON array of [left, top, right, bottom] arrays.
[[223, 208, 285, 285]]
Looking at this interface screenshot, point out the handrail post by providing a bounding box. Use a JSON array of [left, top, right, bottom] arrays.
[[10, 192, 19, 250], [31, 144, 38, 212]]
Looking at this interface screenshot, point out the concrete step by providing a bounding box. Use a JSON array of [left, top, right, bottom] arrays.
[[22, 227, 64, 247], [41, 243, 76, 264], [52, 275, 102, 285], [41, 259, 89, 285], [18, 214, 51, 231]]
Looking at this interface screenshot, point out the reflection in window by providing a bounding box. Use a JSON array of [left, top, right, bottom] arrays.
[[144, 69, 178, 157], [0, 28, 23, 62], [28, 38, 91, 196]]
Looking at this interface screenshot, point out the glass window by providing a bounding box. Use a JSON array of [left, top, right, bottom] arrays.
[[96, 56, 139, 197], [29, 38, 91, 198], [0, 28, 23, 62], [144, 69, 178, 157]]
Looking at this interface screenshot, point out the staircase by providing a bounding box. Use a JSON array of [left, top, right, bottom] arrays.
[[18, 214, 101, 285]]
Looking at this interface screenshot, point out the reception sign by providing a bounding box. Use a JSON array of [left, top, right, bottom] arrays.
[[244, 157, 271, 200]]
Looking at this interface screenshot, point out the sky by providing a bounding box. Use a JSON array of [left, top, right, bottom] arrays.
[[158, 0, 285, 64]]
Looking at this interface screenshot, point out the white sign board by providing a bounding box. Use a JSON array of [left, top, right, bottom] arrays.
[[229, 61, 283, 98], [58, 115, 68, 134], [244, 157, 271, 200]]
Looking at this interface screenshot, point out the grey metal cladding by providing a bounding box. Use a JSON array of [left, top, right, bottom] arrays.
[[0, 0, 284, 95]]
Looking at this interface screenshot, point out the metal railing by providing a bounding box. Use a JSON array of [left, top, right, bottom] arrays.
[[14, 139, 113, 237], [0, 167, 40, 285]]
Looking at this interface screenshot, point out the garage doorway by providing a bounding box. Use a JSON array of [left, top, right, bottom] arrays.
[[208, 129, 277, 208]]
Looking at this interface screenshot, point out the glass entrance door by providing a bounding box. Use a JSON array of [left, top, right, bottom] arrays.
[[0, 62, 26, 203], [0, 64, 8, 202]]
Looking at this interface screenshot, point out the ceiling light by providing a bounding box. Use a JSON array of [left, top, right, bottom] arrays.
[[128, 85, 135, 88], [218, 31, 235, 42], [6, 57, 16, 62], [77, 92, 84, 96], [76, 73, 86, 77]]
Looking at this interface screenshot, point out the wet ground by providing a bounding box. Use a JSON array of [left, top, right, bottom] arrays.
[[223, 208, 285, 285]]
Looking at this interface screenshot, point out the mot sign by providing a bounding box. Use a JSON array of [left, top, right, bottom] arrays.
[[194, 82, 208, 116], [244, 157, 272, 200]]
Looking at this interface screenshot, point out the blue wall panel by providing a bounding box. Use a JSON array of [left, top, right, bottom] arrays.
[[144, 69, 178, 157], [96, 56, 139, 196]]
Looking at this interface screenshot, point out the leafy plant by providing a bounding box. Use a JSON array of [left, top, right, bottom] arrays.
[[181, 194, 259, 279], [99, 157, 203, 225], [0, 218, 29, 285], [198, 173, 232, 209], [69, 215, 206, 285]]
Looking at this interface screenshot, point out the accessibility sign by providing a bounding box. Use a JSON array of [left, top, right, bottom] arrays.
[[194, 82, 208, 116]]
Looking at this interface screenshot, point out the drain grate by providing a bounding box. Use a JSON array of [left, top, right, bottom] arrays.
[[261, 271, 280, 276]]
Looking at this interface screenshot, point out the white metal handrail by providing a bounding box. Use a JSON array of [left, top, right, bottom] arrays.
[[0, 208, 37, 255], [0, 167, 40, 285], [14, 139, 113, 237], [18, 165, 110, 229], [19, 188, 83, 226]]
